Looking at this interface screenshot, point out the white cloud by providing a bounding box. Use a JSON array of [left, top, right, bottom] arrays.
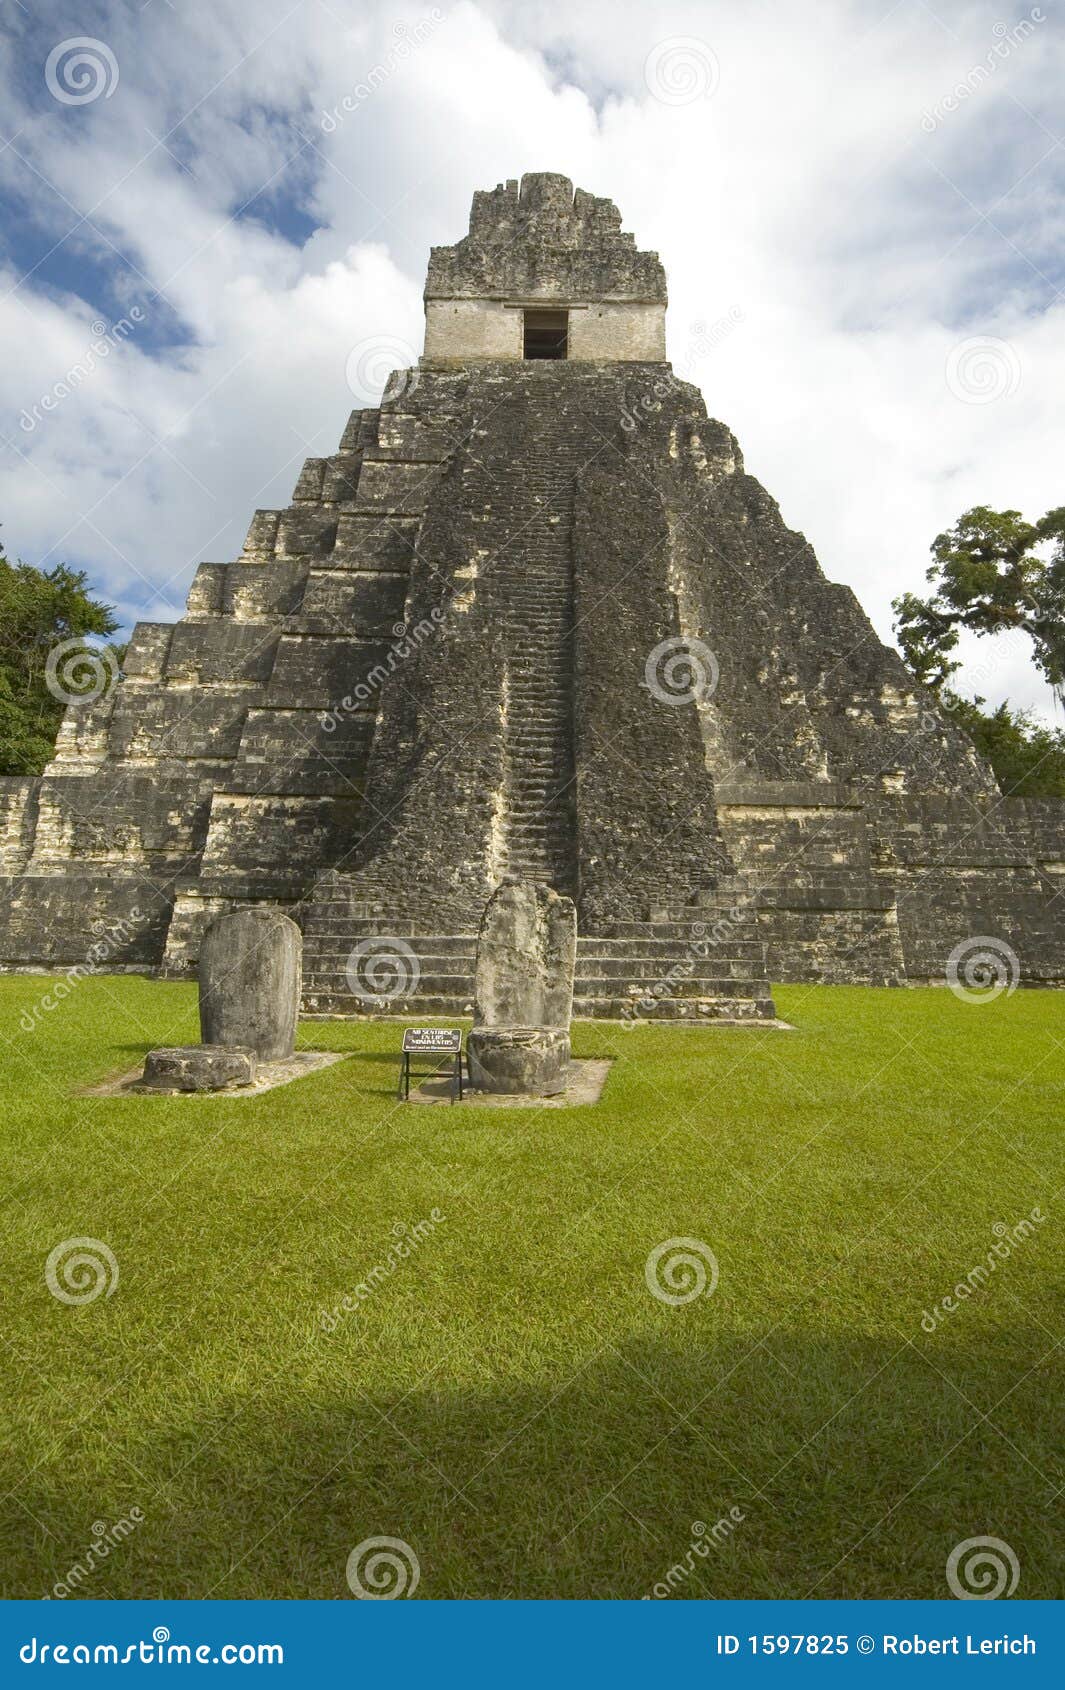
[[0, 0, 1061, 717]]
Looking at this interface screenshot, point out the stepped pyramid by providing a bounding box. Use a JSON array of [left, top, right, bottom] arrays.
[[3, 173, 1064, 1019]]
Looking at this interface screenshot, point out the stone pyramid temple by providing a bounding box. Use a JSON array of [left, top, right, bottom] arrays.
[[2, 173, 1063, 1018]]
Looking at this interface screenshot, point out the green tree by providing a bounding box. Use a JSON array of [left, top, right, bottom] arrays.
[[894, 506, 1065, 798], [893, 504, 1065, 693], [0, 533, 120, 777], [940, 693, 1065, 799]]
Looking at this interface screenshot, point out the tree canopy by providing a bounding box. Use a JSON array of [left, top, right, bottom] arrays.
[[893, 505, 1065, 799], [893, 504, 1065, 694], [0, 533, 120, 777]]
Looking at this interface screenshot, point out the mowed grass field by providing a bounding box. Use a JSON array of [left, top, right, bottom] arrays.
[[2, 974, 1063, 1600]]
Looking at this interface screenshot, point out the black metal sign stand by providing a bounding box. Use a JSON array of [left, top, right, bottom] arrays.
[[398, 1029, 466, 1103]]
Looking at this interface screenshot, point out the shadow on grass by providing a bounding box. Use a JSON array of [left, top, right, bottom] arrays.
[[10, 1333, 1061, 1601]]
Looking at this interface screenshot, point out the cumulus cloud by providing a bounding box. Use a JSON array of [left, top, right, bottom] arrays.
[[0, 0, 1061, 716]]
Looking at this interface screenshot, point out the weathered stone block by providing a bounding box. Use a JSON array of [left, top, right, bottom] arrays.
[[199, 908, 301, 1059], [141, 1045, 256, 1092], [276, 509, 338, 556], [474, 882, 577, 1028], [166, 622, 279, 686]]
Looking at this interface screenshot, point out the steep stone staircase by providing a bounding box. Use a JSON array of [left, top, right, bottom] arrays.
[[488, 415, 589, 894]]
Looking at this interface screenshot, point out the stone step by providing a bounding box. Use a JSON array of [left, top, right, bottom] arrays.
[[575, 957, 767, 982], [307, 934, 475, 954], [577, 974, 771, 1000], [303, 993, 474, 1017], [302, 992, 773, 1023], [578, 934, 765, 959], [573, 996, 776, 1023], [591, 922, 760, 941]]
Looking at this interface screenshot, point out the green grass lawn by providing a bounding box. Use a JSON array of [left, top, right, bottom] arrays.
[[2, 974, 1062, 1600]]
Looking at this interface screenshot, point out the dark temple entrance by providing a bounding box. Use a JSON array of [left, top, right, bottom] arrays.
[[523, 308, 568, 359]]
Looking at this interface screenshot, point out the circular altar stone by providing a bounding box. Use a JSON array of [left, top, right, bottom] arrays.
[[467, 1025, 571, 1096]]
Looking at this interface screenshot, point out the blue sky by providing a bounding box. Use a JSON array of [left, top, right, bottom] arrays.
[[1, 0, 1062, 716]]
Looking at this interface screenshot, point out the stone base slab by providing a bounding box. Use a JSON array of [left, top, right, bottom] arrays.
[[408, 1057, 612, 1108], [84, 1050, 346, 1098], [141, 1044, 256, 1092]]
